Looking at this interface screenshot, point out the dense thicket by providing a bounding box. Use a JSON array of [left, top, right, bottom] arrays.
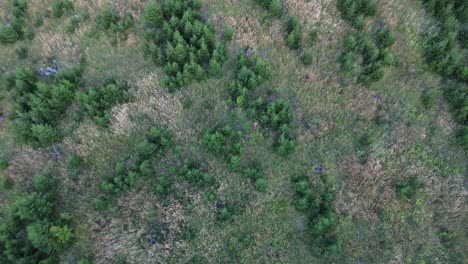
[[143, 0, 227, 91], [9, 67, 83, 147], [0, 175, 74, 263]]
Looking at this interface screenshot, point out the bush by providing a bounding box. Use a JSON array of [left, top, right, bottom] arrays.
[[254, 0, 283, 17], [301, 51, 313, 65], [52, 0, 73, 18], [95, 7, 133, 44], [0, 25, 19, 44], [155, 175, 173, 195], [76, 78, 131, 127], [253, 178, 267, 192], [203, 125, 243, 159], [0, 158, 8, 172], [178, 159, 215, 187], [421, 89, 438, 109], [1, 173, 74, 263], [395, 177, 423, 199], [375, 27, 395, 48], [285, 16, 302, 50], [31, 124, 60, 148], [337, 0, 378, 27], [308, 30, 318, 46], [144, 2, 163, 27], [9, 67, 82, 147], [224, 25, 234, 41], [143, 0, 227, 90]]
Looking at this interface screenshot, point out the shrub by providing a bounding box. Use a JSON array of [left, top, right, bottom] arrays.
[[375, 27, 395, 48], [76, 78, 131, 127], [203, 125, 243, 159], [421, 89, 438, 109], [253, 178, 267, 192], [0, 25, 19, 44], [217, 207, 232, 221], [269, 0, 283, 17], [301, 51, 313, 65], [224, 25, 234, 41], [31, 124, 61, 148], [254, 0, 283, 17], [308, 30, 318, 46], [1, 173, 74, 263], [0, 158, 8, 172], [0, 175, 14, 190], [179, 159, 215, 187], [293, 177, 313, 210], [144, 2, 163, 27], [155, 175, 173, 195], [337, 0, 378, 27], [285, 16, 302, 50], [395, 177, 423, 200], [52, 0, 73, 18], [93, 8, 133, 45], [9, 67, 81, 147], [143, 0, 226, 90]]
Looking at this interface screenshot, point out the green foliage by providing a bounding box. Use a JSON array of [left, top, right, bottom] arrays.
[[254, 0, 283, 17], [0, 159, 8, 172], [223, 25, 234, 41], [217, 207, 232, 222], [420, 0, 468, 149], [395, 177, 423, 200], [244, 165, 267, 192], [253, 178, 266, 192], [143, 0, 227, 90], [178, 159, 215, 187], [229, 52, 271, 104], [76, 77, 131, 127], [285, 16, 303, 50], [337, 0, 378, 28], [10, 67, 82, 147], [0, 175, 73, 263], [101, 126, 172, 196], [375, 27, 395, 48], [94, 7, 133, 44], [0, 0, 34, 44], [301, 51, 313, 66], [339, 29, 394, 85], [444, 82, 468, 126], [155, 175, 173, 195], [308, 30, 318, 46], [292, 174, 341, 257], [421, 89, 438, 109], [144, 2, 163, 27], [0, 176, 13, 190], [52, 0, 73, 18], [203, 124, 243, 160], [0, 25, 18, 44], [293, 177, 313, 211]]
